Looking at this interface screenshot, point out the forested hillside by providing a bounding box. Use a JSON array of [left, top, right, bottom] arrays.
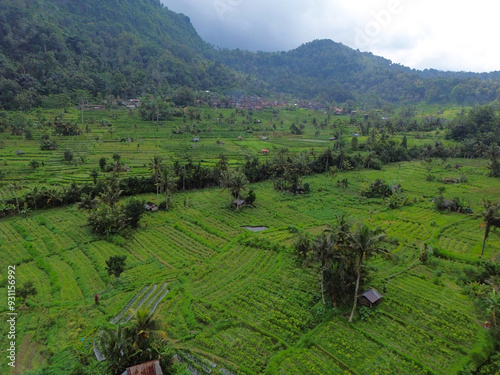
[[0, 0, 241, 110], [218, 39, 500, 105], [1, 0, 499, 111]]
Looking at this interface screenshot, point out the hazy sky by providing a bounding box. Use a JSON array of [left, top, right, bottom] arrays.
[[161, 0, 499, 73]]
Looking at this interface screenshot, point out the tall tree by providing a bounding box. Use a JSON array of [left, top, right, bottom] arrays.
[[99, 183, 123, 208], [98, 325, 131, 374], [348, 224, 389, 322], [159, 166, 176, 210], [149, 155, 164, 202], [480, 199, 500, 258]]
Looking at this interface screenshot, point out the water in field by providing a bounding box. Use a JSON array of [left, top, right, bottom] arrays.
[[242, 226, 269, 232]]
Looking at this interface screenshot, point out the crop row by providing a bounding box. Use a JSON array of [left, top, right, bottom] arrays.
[[313, 321, 431, 375], [227, 291, 311, 342], [359, 313, 465, 371], [380, 297, 475, 349], [46, 257, 84, 301], [267, 348, 348, 375], [191, 246, 279, 301], [62, 249, 106, 298], [389, 275, 473, 314], [190, 327, 279, 373]]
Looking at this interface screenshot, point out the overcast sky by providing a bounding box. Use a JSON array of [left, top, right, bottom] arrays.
[[161, 0, 499, 73]]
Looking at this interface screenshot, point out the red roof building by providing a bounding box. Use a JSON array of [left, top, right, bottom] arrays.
[[121, 360, 163, 375]]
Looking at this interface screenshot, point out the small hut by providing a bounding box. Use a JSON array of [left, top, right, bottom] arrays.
[[120, 360, 163, 375], [358, 288, 382, 308], [191, 137, 201, 143], [261, 149, 269, 155], [237, 136, 243, 141], [233, 199, 245, 209], [261, 136, 268, 141], [145, 202, 158, 212]]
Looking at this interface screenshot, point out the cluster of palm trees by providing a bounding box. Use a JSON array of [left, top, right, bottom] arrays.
[[149, 155, 176, 210], [98, 308, 170, 374], [296, 215, 390, 322]]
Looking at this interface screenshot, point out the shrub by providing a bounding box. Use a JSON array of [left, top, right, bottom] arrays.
[[362, 179, 393, 198], [105, 255, 127, 278], [123, 198, 145, 228]]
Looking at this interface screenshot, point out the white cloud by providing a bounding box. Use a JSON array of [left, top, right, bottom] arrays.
[[162, 0, 500, 72]]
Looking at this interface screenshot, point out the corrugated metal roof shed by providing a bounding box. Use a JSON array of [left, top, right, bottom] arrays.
[[360, 289, 382, 304], [121, 360, 163, 375]]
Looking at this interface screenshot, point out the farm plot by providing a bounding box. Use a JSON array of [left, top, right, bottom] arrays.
[[311, 321, 432, 375], [110, 282, 169, 324], [189, 326, 284, 374], [266, 348, 348, 375]]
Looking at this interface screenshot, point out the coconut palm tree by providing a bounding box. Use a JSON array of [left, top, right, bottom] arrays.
[[480, 199, 500, 258], [99, 184, 123, 208], [229, 171, 249, 200], [77, 193, 98, 212], [348, 224, 389, 322], [484, 289, 500, 327], [159, 166, 175, 210], [148, 155, 164, 201], [90, 169, 99, 185], [129, 307, 167, 355], [98, 325, 131, 374], [314, 232, 338, 305], [8, 182, 23, 213]]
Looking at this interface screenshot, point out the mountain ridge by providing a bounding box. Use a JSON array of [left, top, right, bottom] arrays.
[[0, 0, 499, 109]]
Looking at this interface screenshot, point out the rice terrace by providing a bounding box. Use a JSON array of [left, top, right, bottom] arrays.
[[0, 0, 500, 374], [0, 102, 499, 375]]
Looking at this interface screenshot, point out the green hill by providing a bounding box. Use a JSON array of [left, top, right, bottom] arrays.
[[0, 0, 499, 109], [0, 0, 239, 109], [218, 39, 500, 104]]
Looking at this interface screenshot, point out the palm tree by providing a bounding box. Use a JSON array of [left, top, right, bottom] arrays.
[[484, 289, 500, 327], [314, 232, 338, 305], [77, 193, 98, 212], [480, 199, 500, 258], [229, 171, 249, 201], [111, 160, 126, 177], [315, 214, 356, 307], [159, 166, 176, 210], [99, 184, 123, 208], [149, 155, 164, 202], [98, 325, 131, 374], [348, 224, 389, 322], [90, 169, 99, 185], [8, 182, 24, 213], [129, 307, 168, 355]]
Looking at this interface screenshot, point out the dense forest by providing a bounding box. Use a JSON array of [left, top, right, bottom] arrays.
[[0, 0, 242, 110], [0, 0, 500, 111], [218, 40, 500, 105]]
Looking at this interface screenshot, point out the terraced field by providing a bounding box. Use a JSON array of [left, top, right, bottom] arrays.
[[0, 157, 498, 374]]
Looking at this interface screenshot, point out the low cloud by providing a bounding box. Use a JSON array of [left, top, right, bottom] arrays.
[[162, 0, 500, 72]]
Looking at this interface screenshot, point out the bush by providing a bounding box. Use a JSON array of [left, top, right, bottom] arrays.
[[105, 255, 127, 278], [362, 179, 393, 198], [123, 198, 145, 228]]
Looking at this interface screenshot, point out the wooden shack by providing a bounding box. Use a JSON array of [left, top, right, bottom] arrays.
[[358, 288, 382, 308]]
